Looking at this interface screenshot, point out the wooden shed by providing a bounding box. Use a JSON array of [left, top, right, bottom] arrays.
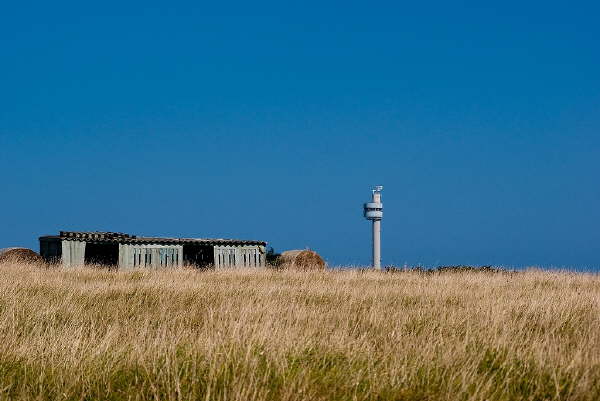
[[39, 231, 267, 269]]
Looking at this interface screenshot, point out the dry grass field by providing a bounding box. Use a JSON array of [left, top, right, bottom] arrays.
[[0, 262, 599, 401]]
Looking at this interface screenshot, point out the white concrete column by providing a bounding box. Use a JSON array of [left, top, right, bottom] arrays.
[[372, 220, 381, 270]]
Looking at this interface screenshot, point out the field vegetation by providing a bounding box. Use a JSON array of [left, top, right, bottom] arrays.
[[0, 261, 599, 400]]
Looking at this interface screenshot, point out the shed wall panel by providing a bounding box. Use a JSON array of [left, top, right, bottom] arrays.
[[61, 240, 85, 267]]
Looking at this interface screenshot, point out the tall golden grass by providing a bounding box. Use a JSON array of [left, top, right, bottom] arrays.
[[0, 261, 599, 400]]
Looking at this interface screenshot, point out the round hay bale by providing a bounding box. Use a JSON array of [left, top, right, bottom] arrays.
[[278, 249, 326, 271], [0, 247, 43, 264]]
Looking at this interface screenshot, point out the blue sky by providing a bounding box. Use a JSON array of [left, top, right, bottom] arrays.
[[1, 1, 599, 268]]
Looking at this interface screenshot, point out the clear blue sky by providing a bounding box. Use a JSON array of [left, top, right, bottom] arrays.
[[1, 1, 598, 269]]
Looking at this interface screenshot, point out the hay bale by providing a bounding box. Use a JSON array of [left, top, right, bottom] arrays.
[[0, 247, 43, 264], [278, 249, 325, 270]]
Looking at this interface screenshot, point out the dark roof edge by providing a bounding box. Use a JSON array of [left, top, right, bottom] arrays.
[[38, 234, 266, 246], [130, 237, 267, 246]]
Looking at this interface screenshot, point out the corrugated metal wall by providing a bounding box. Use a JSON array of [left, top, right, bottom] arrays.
[[118, 244, 184, 269], [213, 245, 265, 268], [61, 240, 86, 267], [41, 239, 266, 269]]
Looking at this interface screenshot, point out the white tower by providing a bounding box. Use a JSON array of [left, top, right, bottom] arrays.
[[363, 186, 383, 269]]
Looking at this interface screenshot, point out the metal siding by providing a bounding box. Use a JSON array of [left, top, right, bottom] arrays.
[[116, 244, 184, 269], [122, 244, 132, 269], [61, 240, 85, 267], [61, 241, 70, 267]]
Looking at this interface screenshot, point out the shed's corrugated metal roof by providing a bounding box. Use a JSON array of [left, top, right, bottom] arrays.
[[60, 231, 136, 240], [38, 231, 266, 246], [123, 237, 266, 246]]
